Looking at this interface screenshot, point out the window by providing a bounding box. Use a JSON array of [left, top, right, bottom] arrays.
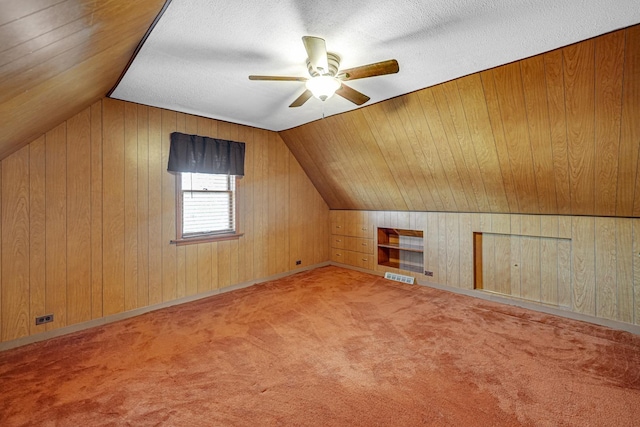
[[174, 172, 239, 244]]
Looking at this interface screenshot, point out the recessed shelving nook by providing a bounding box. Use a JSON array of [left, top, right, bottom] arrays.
[[377, 228, 424, 273]]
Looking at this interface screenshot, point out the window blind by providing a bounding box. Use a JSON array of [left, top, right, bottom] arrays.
[[181, 173, 235, 236]]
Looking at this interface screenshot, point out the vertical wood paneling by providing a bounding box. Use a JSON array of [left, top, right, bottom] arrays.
[[594, 31, 625, 216], [275, 27, 639, 220], [572, 216, 596, 315], [459, 213, 473, 290], [457, 75, 509, 212], [432, 84, 479, 212], [404, 93, 454, 210], [520, 236, 541, 301], [437, 82, 488, 212], [417, 89, 468, 211], [0, 98, 332, 345], [29, 137, 46, 334], [510, 218, 522, 297], [66, 108, 91, 324], [482, 234, 495, 292], [438, 213, 448, 285], [147, 107, 162, 305], [634, 220, 640, 325], [426, 212, 439, 282], [595, 218, 617, 319], [521, 215, 541, 237], [2, 147, 30, 341], [253, 129, 267, 279], [183, 115, 199, 296], [267, 132, 278, 275], [446, 213, 459, 287], [619, 27, 640, 216], [494, 234, 511, 294], [217, 241, 231, 288], [564, 39, 596, 215], [238, 126, 254, 277], [174, 114, 186, 298], [480, 70, 519, 213], [392, 95, 441, 210], [540, 238, 558, 305], [521, 56, 556, 214], [540, 216, 559, 238], [277, 133, 289, 274], [160, 110, 176, 302], [616, 219, 633, 323], [136, 105, 149, 307], [492, 63, 539, 213], [543, 51, 571, 215], [124, 103, 138, 311], [557, 239, 572, 309], [384, 98, 433, 210], [90, 101, 103, 319], [197, 243, 212, 293], [363, 105, 417, 210], [45, 123, 67, 330], [102, 99, 124, 316]]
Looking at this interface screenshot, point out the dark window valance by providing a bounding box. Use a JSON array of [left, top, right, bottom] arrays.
[[168, 132, 245, 176]]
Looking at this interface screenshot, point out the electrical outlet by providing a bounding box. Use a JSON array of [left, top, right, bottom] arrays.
[[296, 260, 302, 265], [424, 271, 434, 277], [35, 314, 54, 325]]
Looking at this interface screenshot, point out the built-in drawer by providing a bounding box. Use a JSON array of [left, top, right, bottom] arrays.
[[346, 237, 373, 254], [331, 235, 346, 249], [331, 248, 345, 263]]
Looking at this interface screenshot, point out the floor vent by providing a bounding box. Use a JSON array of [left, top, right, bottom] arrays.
[[384, 272, 415, 284]]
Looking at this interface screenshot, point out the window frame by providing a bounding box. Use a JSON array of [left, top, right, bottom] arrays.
[[171, 172, 243, 246]]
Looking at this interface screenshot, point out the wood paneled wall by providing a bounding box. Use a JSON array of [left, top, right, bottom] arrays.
[[281, 25, 640, 217], [0, 0, 167, 160], [332, 210, 640, 326], [0, 98, 330, 343]]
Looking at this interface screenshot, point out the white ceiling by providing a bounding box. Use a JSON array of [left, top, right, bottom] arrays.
[[110, 0, 640, 132]]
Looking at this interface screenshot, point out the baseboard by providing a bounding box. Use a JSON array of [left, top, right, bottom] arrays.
[[0, 261, 331, 352], [331, 262, 640, 336]]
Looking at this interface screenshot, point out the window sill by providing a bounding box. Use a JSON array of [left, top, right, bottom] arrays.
[[171, 233, 244, 246]]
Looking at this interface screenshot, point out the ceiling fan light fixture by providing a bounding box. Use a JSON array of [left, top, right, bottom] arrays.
[[305, 76, 341, 101]]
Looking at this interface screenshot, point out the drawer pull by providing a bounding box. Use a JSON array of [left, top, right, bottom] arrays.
[[336, 239, 342, 242], [362, 227, 367, 231], [362, 258, 368, 261], [361, 243, 367, 246], [336, 225, 342, 229], [336, 253, 341, 257]]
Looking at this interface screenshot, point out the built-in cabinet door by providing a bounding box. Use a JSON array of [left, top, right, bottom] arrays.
[[482, 234, 570, 307]]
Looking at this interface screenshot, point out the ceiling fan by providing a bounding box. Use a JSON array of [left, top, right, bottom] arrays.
[[249, 36, 399, 108]]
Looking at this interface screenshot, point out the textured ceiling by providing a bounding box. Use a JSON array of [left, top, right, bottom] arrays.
[[111, 0, 640, 132]]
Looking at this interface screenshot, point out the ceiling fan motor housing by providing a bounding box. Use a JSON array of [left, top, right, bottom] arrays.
[[307, 53, 340, 77]]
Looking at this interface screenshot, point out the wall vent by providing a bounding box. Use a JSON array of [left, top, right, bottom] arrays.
[[384, 272, 415, 284]]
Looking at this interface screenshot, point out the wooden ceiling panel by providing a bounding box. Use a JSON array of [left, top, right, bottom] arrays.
[[279, 25, 640, 217], [0, 0, 167, 159]]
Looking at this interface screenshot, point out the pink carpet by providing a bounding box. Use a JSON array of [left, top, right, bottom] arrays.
[[1, 266, 639, 426]]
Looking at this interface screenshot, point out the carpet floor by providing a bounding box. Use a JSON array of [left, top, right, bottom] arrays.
[[1, 266, 639, 426]]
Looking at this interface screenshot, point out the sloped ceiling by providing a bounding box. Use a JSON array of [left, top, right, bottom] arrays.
[[280, 25, 640, 217], [111, 0, 640, 132], [0, 0, 167, 159], [2, 1, 640, 218]]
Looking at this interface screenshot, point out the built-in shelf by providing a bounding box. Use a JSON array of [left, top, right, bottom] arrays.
[[377, 228, 424, 274]]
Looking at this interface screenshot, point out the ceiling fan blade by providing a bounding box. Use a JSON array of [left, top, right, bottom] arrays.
[[302, 36, 329, 75], [337, 59, 399, 81], [249, 75, 307, 82], [289, 90, 313, 108], [335, 83, 370, 106]]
